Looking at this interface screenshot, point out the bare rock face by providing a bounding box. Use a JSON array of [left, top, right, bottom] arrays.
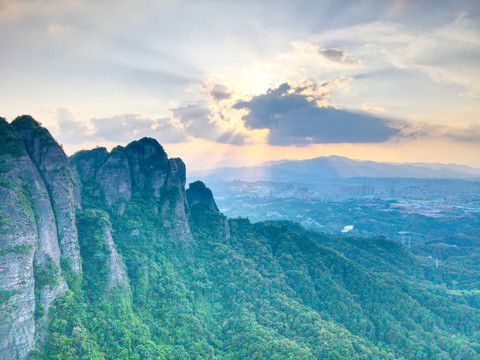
[[71, 138, 193, 245], [224, 219, 231, 240], [11, 116, 82, 274], [70, 147, 109, 183], [0, 161, 37, 360], [125, 137, 169, 200], [72, 146, 132, 212], [96, 146, 132, 215], [0, 118, 67, 358], [162, 158, 192, 245], [100, 225, 130, 293]]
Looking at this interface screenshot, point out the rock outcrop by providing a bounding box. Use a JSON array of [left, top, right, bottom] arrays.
[[11, 116, 82, 274], [125, 138, 169, 200], [0, 118, 68, 358], [186, 180, 219, 212], [162, 158, 191, 245], [101, 224, 130, 293], [186, 181, 231, 239], [95, 146, 132, 214], [71, 137, 193, 245], [70, 147, 109, 183]]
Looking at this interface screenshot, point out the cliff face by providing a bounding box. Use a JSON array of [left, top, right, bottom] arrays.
[[71, 137, 192, 245], [11, 116, 82, 275], [0, 118, 68, 359], [124, 137, 169, 199], [95, 146, 132, 213], [1, 117, 196, 358]]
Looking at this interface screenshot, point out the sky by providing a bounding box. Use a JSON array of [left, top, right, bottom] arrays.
[[1, 0, 479, 170]]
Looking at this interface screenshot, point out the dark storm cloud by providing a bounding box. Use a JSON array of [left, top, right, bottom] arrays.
[[234, 83, 399, 146], [92, 114, 187, 143], [171, 102, 245, 145]]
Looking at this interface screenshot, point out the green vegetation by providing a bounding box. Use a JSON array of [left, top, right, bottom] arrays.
[[218, 197, 480, 247], [29, 186, 480, 359], [0, 117, 26, 157], [33, 255, 61, 320], [12, 115, 58, 148], [0, 289, 20, 305], [0, 289, 20, 324], [76, 209, 112, 300], [3, 121, 474, 359], [0, 243, 32, 256], [34, 255, 60, 290]]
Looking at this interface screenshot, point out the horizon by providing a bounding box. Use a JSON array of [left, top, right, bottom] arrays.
[[4, 114, 480, 172], [190, 154, 480, 172], [1, 1, 480, 169]]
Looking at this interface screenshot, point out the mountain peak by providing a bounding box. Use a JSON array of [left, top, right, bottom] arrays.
[[11, 114, 42, 130], [125, 137, 168, 159], [186, 180, 219, 212]]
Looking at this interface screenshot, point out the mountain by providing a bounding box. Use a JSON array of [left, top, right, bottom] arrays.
[[190, 155, 480, 183], [1, 116, 479, 360]]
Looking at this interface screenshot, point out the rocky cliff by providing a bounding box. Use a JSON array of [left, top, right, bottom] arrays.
[[11, 116, 83, 275], [70, 137, 192, 245], [0, 116, 194, 359], [0, 117, 70, 359]]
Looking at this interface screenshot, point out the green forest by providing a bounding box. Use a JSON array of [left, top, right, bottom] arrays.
[[31, 181, 480, 359]]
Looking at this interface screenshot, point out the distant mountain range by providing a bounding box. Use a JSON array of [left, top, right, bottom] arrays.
[[190, 155, 480, 183]]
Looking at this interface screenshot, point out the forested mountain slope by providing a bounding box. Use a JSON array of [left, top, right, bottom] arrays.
[[0, 116, 479, 359]]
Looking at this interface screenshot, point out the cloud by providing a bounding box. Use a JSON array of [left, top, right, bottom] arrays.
[[203, 82, 232, 102], [0, 0, 25, 21], [50, 108, 189, 145], [55, 107, 90, 144], [106, 64, 197, 90], [288, 42, 361, 72], [443, 123, 480, 143], [171, 102, 245, 145], [389, 14, 480, 97], [363, 103, 384, 113], [51, 102, 480, 151], [318, 48, 360, 66], [46, 22, 74, 37], [234, 82, 399, 146], [398, 120, 480, 143], [49, 101, 247, 147], [321, 14, 480, 97], [92, 114, 187, 143]]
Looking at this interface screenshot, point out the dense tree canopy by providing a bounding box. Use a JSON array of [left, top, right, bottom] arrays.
[[28, 183, 480, 360]]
